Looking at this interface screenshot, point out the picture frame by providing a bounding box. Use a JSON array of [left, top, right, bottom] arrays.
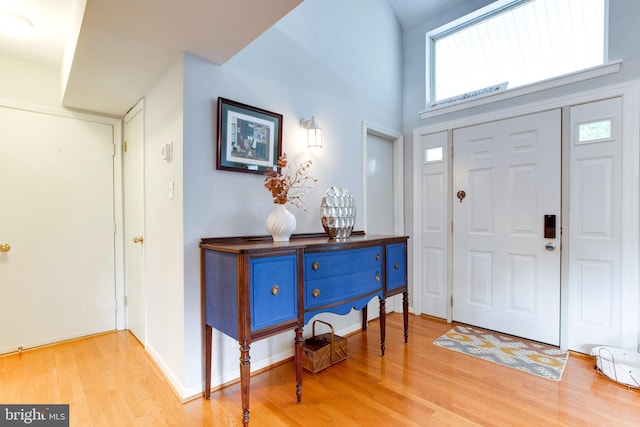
[[216, 97, 283, 175]]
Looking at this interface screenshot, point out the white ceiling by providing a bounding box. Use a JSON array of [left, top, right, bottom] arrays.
[[0, 0, 303, 116], [0, 0, 477, 116], [0, 0, 72, 70], [388, 0, 456, 30]]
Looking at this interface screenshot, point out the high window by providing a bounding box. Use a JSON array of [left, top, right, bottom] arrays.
[[428, 0, 607, 107]]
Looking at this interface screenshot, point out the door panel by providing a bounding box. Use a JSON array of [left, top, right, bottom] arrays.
[[419, 131, 449, 318], [0, 106, 116, 353], [567, 97, 622, 352], [453, 109, 561, 345]]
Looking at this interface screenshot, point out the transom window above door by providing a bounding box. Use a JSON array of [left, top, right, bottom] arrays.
[[427, 0, 607, 108]]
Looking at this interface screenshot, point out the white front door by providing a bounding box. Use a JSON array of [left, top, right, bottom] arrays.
[[123, 100, 146, 344], [452, 109, 561, 345], [0, 106, 116, 353]]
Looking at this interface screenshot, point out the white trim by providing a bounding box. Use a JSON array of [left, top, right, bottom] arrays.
[[412, 80, 640, 352], [112, 113, 124, 331], [560, 106, 571, 351], [619, 87, 640, 350], [123, 98, 145, 339], [420, 61, 622, 119], [427, 0, 525, 39]]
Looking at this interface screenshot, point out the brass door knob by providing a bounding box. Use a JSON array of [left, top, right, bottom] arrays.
[[133, 236, 144, 244], [0, 243, 10, 253], [271, 285, 280, 296], [312, 288, 320, 298]]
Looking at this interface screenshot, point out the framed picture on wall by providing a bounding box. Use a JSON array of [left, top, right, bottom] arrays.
[[216, 97, 283, 174]]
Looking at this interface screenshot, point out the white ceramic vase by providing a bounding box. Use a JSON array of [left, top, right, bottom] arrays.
[[266, 204, 296, 242]]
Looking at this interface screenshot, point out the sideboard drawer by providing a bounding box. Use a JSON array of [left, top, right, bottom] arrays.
[[386, 242, 407, 291], [304, 246, 382, 309], [304, 246, 382, 280], [251, 254, 298, 332]]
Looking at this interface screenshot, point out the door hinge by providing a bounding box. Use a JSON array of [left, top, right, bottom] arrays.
[[451, 221, 453, 233], [124, 296, 128, 306], [123, 140, 128, 153], [450, 295, 454, 307]]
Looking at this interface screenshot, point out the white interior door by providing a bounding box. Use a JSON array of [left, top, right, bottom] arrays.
[[364, 126, 403, 316], [452, 109, 561, 345], [0, 106, 116, 354], [123, 100, 146, 344], [366, 133, 395, 235]]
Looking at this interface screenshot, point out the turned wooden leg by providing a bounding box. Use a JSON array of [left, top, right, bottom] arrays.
[[362, 305, 368, 331], [240, 340, 251, 426], [295, 325, 304, 403], [403, 291, 409, 343], [379, 297, 386, 356], [204, 324, 212, 399]]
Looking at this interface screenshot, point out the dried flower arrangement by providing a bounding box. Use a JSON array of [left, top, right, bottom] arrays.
[[264, 153, 316, 212]]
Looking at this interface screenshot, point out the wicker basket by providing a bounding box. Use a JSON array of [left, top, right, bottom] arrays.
[[303, 320, 348, 373]]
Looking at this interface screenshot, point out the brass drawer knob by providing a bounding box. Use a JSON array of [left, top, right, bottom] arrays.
[[312, 288, 320, 298], [376, 253, 380, 260], [271, 285, 280, 296], [395, 262, 399, 269], [375, 272, 380, 282], [312, 261, 320, 270]]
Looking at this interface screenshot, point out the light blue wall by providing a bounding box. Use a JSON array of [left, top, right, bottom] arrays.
[[181, 0, 403, 392]]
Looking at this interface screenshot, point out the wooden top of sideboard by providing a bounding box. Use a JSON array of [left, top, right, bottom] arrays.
[[200, 232, 408, 254]]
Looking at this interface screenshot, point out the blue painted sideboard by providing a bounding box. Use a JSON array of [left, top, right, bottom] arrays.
[[200, 233, 409, 426]]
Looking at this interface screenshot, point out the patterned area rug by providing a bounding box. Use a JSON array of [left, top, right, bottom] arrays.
[[433, 325, 568, 381]]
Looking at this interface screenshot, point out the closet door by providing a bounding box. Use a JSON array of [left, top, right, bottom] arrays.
[[0, 106, 116, 353]]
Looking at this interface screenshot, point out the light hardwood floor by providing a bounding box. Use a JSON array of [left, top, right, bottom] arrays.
[[1, 314, 639, 426]]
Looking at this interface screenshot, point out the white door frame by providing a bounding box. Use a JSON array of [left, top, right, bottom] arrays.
[[412, 81, 640, 350], [123, 98, 146, 342]]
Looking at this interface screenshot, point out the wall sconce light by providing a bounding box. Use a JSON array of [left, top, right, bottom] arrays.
[[300, 116, 323, 148]]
